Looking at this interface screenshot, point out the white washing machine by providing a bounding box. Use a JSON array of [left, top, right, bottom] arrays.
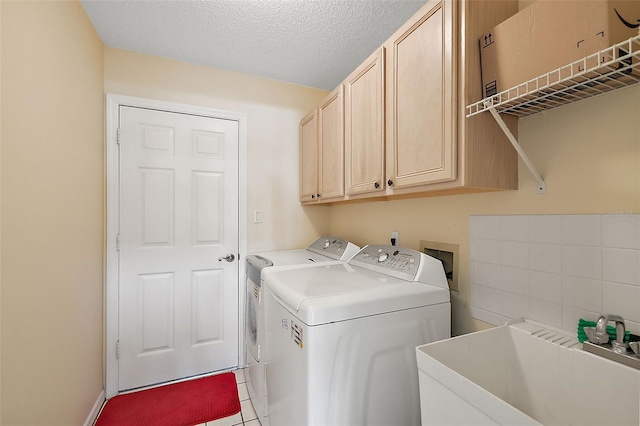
[[262, 245, 451, 426], [245, 237, 360, 425]]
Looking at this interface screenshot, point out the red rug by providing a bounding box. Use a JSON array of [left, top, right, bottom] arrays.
[[95, 373, 241, 426]]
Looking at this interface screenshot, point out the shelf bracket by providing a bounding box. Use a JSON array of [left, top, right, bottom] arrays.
[[487, 106, 547, 194]]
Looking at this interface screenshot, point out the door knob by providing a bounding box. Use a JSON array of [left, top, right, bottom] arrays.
[[387, 179, 394, 187], [218, 253, 235, 262]]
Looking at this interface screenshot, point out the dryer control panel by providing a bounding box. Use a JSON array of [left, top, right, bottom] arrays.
[[349, 245, 449, 288], [306, 236, 360, 261]]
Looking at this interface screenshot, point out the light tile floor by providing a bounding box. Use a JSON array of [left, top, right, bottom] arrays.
[[196, 368, 260, 426]]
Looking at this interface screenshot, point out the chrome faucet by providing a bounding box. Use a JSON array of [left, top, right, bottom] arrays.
[[585, 314, 627, 353], [583, 314, 640, 369]]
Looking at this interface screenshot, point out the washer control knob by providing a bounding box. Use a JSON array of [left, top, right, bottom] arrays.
[[323, 240, 331, 249], [377, 252, 389, 263]]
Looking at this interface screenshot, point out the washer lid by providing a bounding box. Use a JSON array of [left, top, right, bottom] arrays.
[[251, 248, 329, 267], [263, 262, 450, 326]]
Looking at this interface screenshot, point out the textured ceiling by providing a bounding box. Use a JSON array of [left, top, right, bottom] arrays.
[[81, 0, 427, 90]]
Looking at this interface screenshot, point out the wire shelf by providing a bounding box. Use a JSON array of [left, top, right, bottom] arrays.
[[467, 35, 640, 118]]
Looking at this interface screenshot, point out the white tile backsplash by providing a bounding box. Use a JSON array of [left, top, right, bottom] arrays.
[[602, 215, 640, 249], [477, 285, 501, 313], [501, 292, 530, 319], [500, 241, 529, 268], [562, 246, 602, 279], [500, 215, 530, 241], [529, 243, 563, 274], [602, 281, 640, 321], [477, 239, 501, 264], [562, 275, 602, 312], [470, 283, 479, 306], [529, 215, 562, 244], [470, 261, 479, 285], [602, 248, 640, 285], [470, 214, 640, 335], [529, 299, 562, 328], [562, 215, 601, 246], [477, 262, 501, 289], [529, 271, 562, 303], [501, 267, 528, 296], [470, 307, 505, 327]]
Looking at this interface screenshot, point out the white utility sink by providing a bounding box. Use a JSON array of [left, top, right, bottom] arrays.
[[416, 319, 640, 425]]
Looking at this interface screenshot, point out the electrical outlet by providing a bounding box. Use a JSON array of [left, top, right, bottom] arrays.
[[391, 231, 399, 246]]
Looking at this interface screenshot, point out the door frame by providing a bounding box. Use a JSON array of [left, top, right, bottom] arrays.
[[105, 94, 247, 399]]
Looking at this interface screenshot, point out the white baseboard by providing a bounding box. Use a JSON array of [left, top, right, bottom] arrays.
[[84, 389, 106, 426]]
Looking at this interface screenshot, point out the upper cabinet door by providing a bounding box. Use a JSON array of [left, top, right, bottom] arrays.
[[318, 86, 345, 201], [386, 0, 456, 189], [345, 47, 386, 196], [299, 109, 319, 203]]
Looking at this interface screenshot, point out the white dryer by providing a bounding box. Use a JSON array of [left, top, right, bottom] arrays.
[[262, 245, 450, 426], [245, 237, 360, 425]]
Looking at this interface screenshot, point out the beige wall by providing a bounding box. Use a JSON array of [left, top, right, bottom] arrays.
[[1, 1, 104, 424], [329, 85, 640, 336], [0, 19, 331, 423], [2, 0, 636, 422], [104, 48, 331, 253]]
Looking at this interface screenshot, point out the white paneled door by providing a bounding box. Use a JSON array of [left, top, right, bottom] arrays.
[[118, 106, 239, 391]]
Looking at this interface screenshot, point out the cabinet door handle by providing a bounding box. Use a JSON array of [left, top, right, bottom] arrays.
[[387, 179, 394, 187], [311, 194, 316, 199], [374, 181, 380, 189], [317, 194, 321, 198]]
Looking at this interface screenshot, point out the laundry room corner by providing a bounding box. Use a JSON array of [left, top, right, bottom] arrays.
[[328, 84, 640, 336]]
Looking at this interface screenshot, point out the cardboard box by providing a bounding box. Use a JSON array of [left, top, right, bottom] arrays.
[[480, 0, 640, 98]]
